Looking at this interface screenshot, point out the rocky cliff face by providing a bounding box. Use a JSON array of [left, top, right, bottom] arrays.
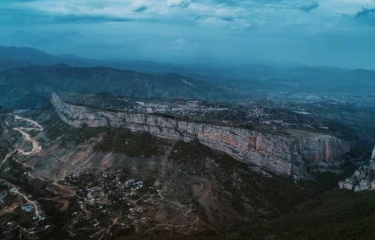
[[52, 93, 353, 179]]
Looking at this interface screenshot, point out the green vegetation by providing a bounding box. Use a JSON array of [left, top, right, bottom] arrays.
[[300, 162, 358, 194], [326, 121, 358, 141], [111, 140, 324, 240], [170, 140, 211, 161], [152, 112, 175, 119], [116, 236, 232, 240], [0, 143, 7, 161], [43, 113, 103, 145], [241, 190, 375, 240], [239, 123, 254, 130], [169, 140, 316, 217], [94, 128, 164, 157], [1, 106, 370, 239], [115, 190, 375, 240]]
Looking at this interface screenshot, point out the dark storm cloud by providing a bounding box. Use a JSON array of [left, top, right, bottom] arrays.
[[356, 7, 375, 18], [134, 6, 147, 13], [299, 2, 319, 12], [1, 0, 375, 70], [220, 16, 234, 22]]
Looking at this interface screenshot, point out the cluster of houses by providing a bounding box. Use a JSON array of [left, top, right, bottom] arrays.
[[134, 100, 329, 132], [133, 100, 234, 117], [64, 93, 331, 132], [339, 146, 375, 191], [0, 180, 48, 237], [62, 169, 149, 233]]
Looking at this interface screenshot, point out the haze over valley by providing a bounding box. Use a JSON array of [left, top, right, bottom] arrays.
[[1, 0, 375, 239], [0, 45, 374, 239]]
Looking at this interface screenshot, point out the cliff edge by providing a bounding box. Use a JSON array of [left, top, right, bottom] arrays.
[[52, 93, 353, 179]]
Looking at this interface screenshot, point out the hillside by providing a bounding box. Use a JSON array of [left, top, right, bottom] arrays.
[[0, 64, 229, 109]]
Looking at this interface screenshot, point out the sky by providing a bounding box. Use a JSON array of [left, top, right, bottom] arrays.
[[0, 0, 375, 69]]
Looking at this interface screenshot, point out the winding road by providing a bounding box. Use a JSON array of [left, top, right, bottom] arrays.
[[0, 114, 45, 223]]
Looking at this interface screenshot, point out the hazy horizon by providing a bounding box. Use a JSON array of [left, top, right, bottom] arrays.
[[1, 1, 375, 70]]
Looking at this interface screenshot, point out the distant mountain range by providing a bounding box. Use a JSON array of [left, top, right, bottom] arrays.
[[0, 46, 375, 109], [0, 63, 231, 109]]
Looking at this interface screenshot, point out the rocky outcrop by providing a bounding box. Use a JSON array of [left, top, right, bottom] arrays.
[[339, 146, 375, 191], [52, 93, 353, 179]]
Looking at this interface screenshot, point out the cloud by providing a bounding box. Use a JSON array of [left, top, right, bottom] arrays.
[[169, 38, 199, 52], [211, 0, 242, 7], [0, 0, 331, 30], [168, 0, 191, 8], [299, 2, 319, 12], [55, 15, 134, 23], [1, 0, 375, 69], [134, 6, 147, 13], [220, 16, 234, 22], [356, 7, 375, 18], [1, 0, 369, 35]]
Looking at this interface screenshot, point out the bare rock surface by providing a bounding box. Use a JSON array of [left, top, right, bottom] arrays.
[[52, 93, 353, 179]]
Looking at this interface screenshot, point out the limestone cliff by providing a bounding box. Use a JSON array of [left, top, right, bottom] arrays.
[[52, 93, 353, 179]]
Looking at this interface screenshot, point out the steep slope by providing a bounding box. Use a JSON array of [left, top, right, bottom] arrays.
[[52, 93, 353, 179], [0, 107, 318, 239], [242, 190, 375, 240], [0, 101, 363, 240]]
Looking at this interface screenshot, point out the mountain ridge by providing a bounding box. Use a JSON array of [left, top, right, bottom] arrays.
[[0, 63, 229, 109]]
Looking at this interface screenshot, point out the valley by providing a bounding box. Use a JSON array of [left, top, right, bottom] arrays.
[[0, 105, 319, 239], [0, 47, 374, 240], [0, 90, 373, 239]]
